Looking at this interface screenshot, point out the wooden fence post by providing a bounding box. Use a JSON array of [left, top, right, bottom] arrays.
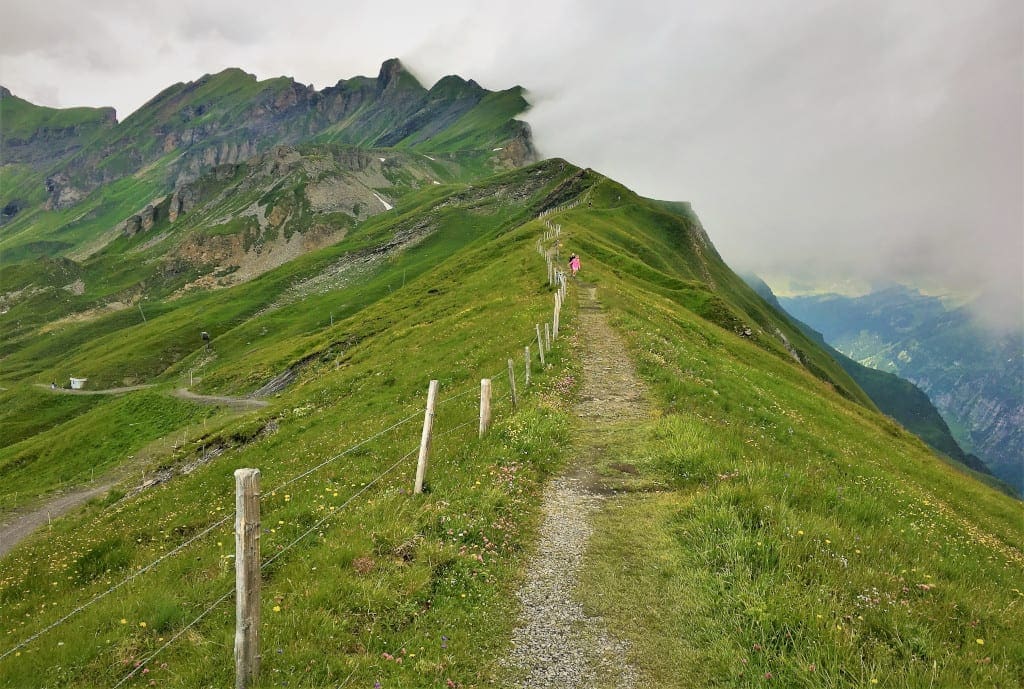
[[507, 358, 518, 408], [524, 346, 531, 387], [234, 468, 261, 689], [554, 306, 560, 340], [544, 322, 552, 353], [536, 324, 545, 367], [479, 379, 492, 438], [414, 380, 439, 494]]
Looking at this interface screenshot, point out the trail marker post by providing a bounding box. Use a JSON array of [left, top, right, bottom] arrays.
[[414, 380, 439, 494], [234, 468, 261, 689]]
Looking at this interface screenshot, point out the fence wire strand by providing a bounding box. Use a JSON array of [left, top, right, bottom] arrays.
[[0, 513, 232, 662], [2, 217, 572, 676], [112, 588, 236, 688], [113, 443, 422, 687], [266, 409, 422, 496], [263, 446, 419, 570], [0, 407, 436, 661]]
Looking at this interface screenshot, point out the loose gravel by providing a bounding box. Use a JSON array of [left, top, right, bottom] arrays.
[[506, 284, 643, 688]]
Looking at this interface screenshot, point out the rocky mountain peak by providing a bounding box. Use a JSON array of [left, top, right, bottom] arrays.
[[376, 58, 422, 93]]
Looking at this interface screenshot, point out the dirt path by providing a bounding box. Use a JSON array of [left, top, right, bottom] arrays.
[[0, 483, 116, 558], [170, 388, 268, 409], [1, 388, 262, 559], [506, 284, 647, 687], [35, 382, 266, 411], [34, 383, 155, 395]]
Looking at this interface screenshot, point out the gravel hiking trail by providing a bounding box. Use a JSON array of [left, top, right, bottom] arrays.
[[506, 284, 647, 688], [170, 387, 268, 409]]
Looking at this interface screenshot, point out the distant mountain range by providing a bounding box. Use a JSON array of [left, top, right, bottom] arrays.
[[780, 286, 1023, 494], [0, 59, 534, 264]]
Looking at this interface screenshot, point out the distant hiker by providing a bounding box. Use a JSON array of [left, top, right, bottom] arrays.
[[569, 254, 581, 277], [51, 381, 56, 390]]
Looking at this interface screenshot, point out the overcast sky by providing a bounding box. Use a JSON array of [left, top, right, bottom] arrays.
[[2, 0, 1021, 327]]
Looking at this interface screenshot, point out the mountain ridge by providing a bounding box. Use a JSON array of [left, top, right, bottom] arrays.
[[1, 62, 1022, 688], [0, 58, 534, 263]]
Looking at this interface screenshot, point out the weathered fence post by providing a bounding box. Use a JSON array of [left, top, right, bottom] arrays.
[[524, 346, 531, 387], [479, 379, 492, 438], [507, 358, 518, 408], [544, 322, 552, 353], [536, 324, 545, 367], [234, 468, 261, 689], [414, 380, 439, 494], [554, 306, 560, 340]]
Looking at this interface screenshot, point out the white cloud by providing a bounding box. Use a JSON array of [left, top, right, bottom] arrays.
[[0, 0, 1020, 325]]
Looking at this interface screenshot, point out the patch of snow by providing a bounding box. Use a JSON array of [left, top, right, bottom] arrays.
[[432, 180, 441, 185], [379, 157, 386, 162], [423, 155, 436, 161], [492, 147, 504, 151], [372, 192, 393, 211]]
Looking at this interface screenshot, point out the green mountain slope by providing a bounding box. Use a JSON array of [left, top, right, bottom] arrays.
[[0, 138, 1021, 687], [0, 87, 115, 167], [0, 59, 534, 264], [781, 288, 1024, 494], [742, 275, 1007, 488]]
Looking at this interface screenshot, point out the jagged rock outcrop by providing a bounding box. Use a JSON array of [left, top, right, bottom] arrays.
[[43, 173, 87, 210], [122, 214, 143, 237], [16, 59, 529, 207], [168, 185, 200, 222], [140, 205, 158, 231], [2, 59, 536, 265]]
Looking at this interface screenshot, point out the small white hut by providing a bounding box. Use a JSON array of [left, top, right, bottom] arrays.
[[70, 377, 88, 390]]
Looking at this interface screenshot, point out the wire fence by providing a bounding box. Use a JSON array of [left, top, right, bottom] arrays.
[[0, 198, 580, 686]]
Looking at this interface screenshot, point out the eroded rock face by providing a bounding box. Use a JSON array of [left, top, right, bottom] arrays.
[[168, 186, 200, 222], [493, 123, 538, 169], [123, 214, 143, 237], [44, 173, 87, 210], [1, 200, 24, 225], [140, 205, 158, 231]]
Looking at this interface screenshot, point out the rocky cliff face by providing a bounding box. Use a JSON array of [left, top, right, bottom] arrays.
[[1, 59, 535, 260]]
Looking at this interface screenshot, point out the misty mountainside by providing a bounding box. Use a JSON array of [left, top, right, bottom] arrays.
[[744, 275, 1014, 496], [781, 287, 1023, 494], [2, 64, 1022, 688], [0, 58, 533, 263]]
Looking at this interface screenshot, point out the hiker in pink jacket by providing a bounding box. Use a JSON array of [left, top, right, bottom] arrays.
[[569, 253, 581, 276]]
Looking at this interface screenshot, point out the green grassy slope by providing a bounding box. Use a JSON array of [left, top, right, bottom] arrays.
[[742, 275, 1010, 495], [0, 160, 582, 688], [0, 88, 114, 143], [545, 191, 1023, 688], [1, 161, 1020, 688], [561, 177, 874, 409]]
